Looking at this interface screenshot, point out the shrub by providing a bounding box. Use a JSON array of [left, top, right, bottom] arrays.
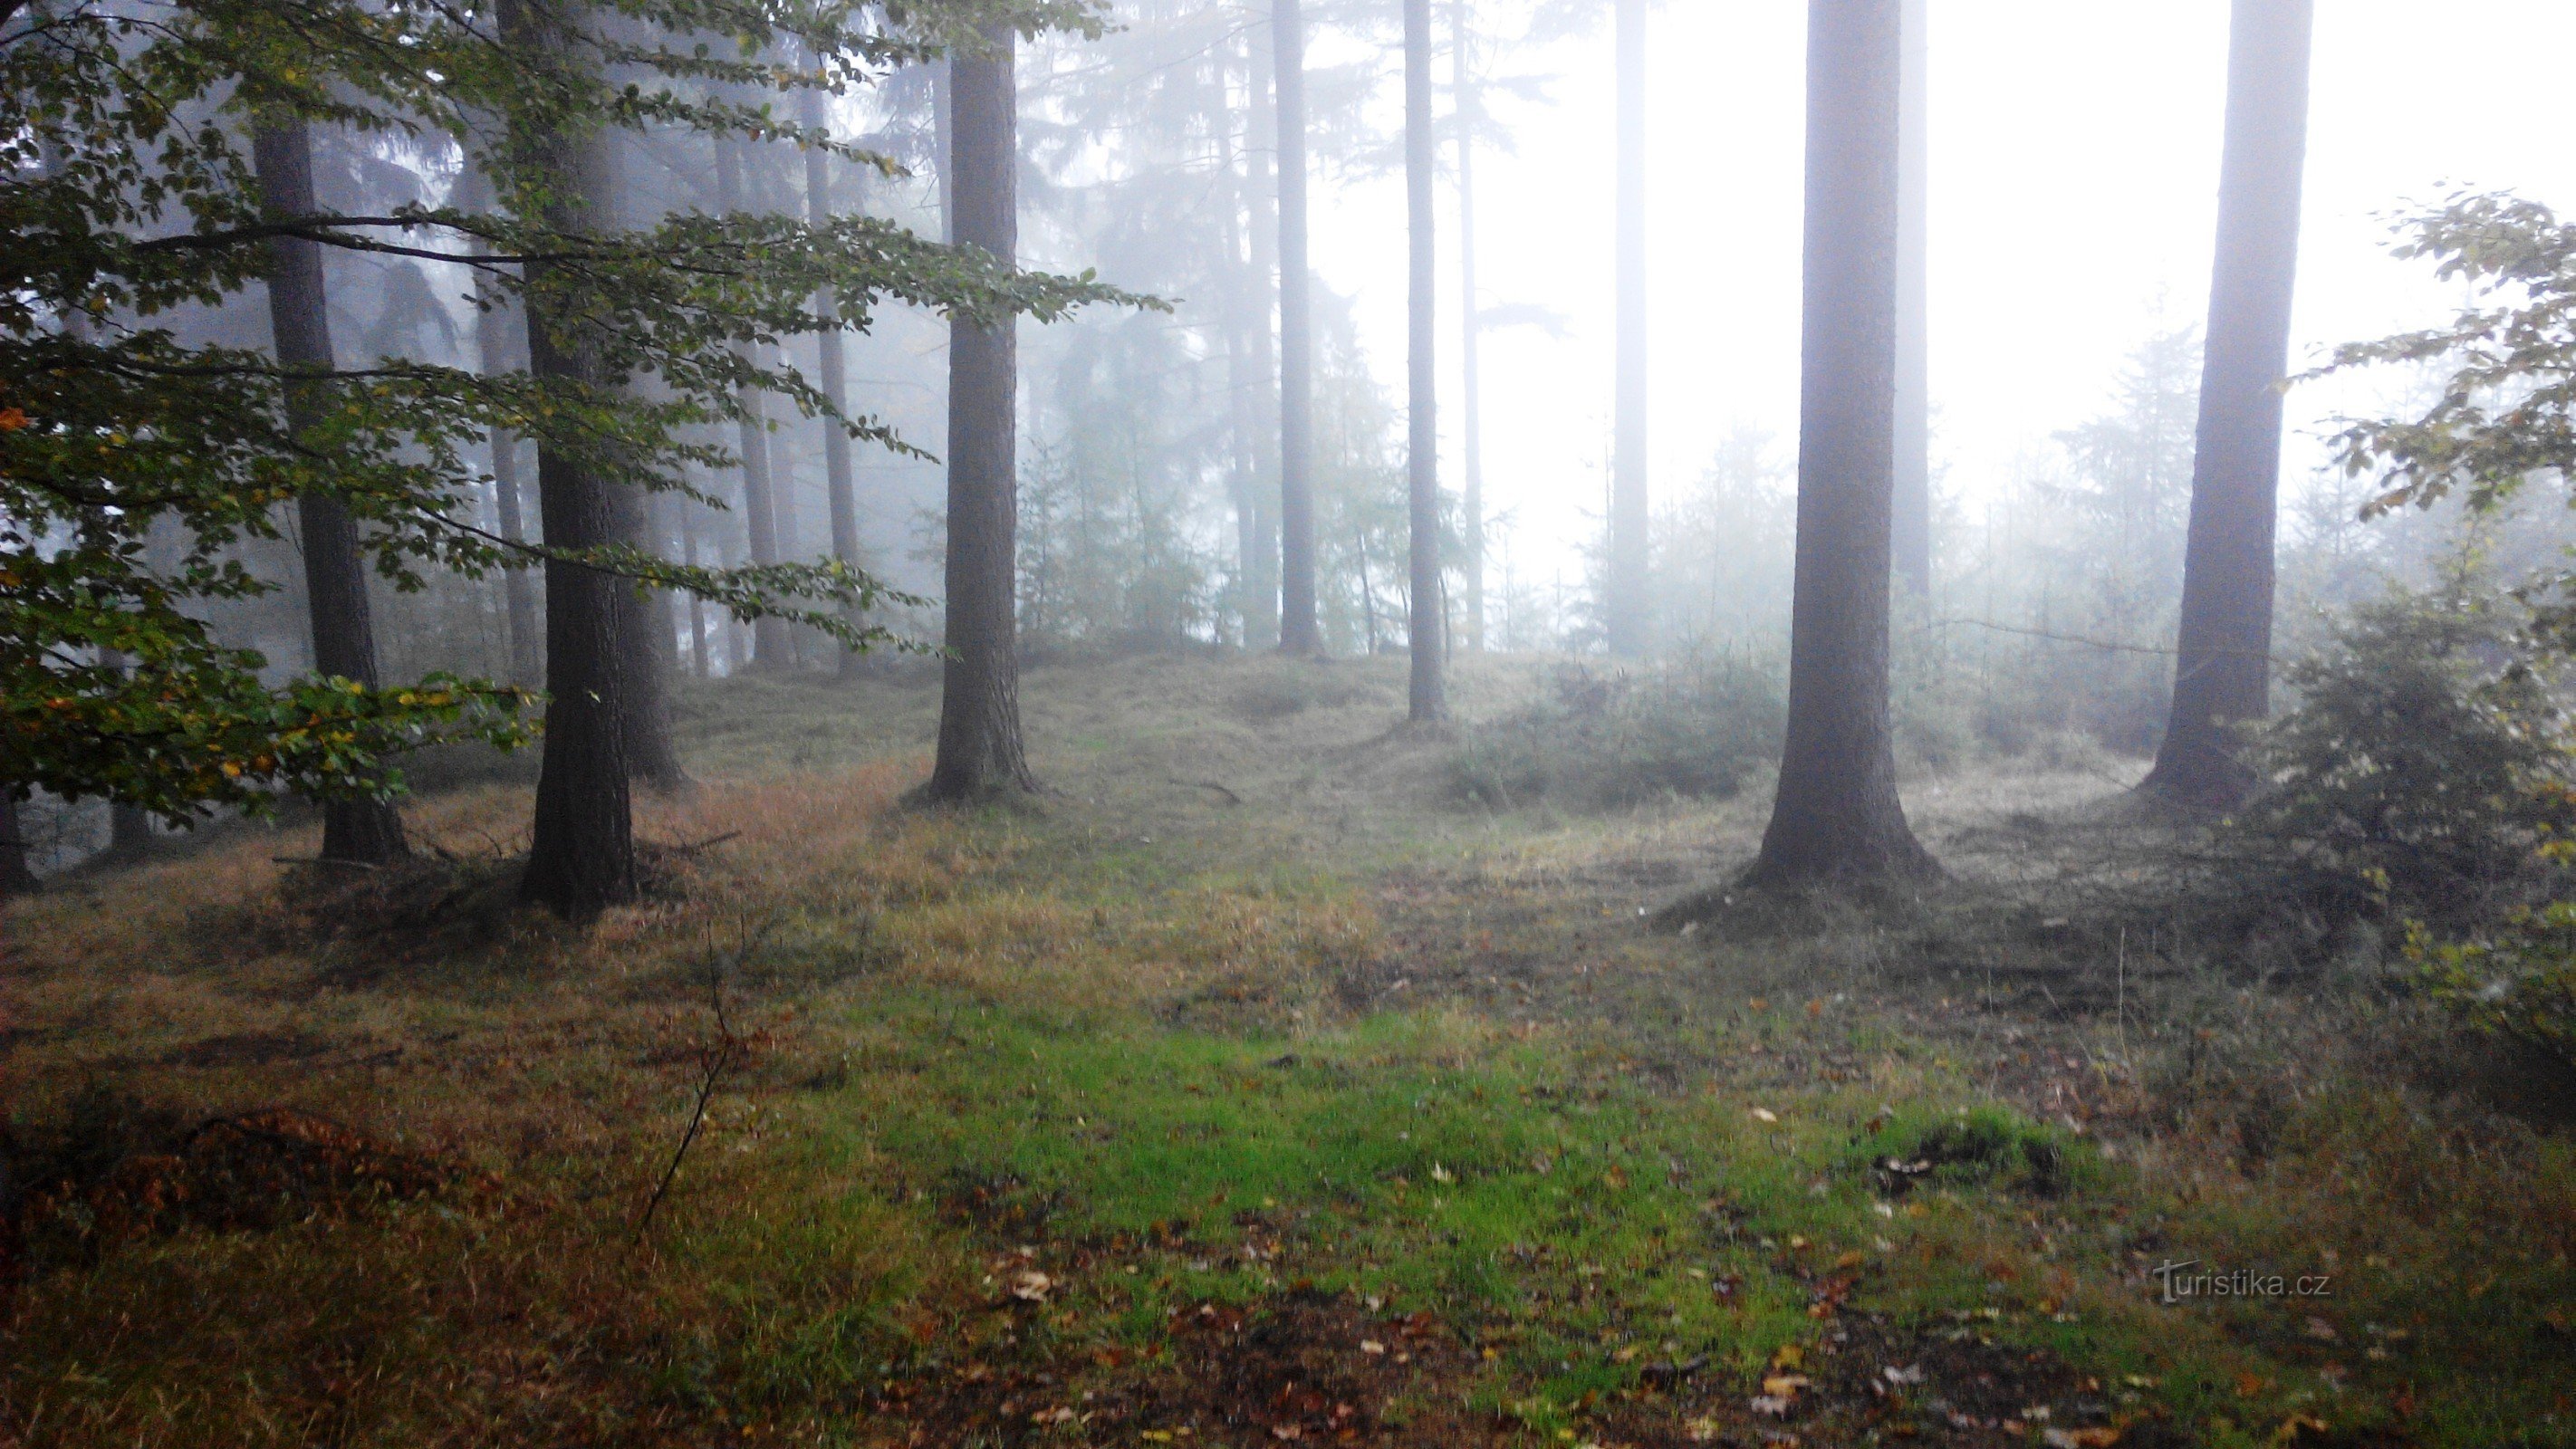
[[2228, 585, 2576, 922], [1448, 652, 1785, 811], [2408, 907, 2576, 1070]]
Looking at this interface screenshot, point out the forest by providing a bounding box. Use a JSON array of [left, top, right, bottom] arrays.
[[4, 0, 2575, 1444]]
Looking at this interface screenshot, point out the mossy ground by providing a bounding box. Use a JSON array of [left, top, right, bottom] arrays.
[[3, 653, 2571, 1448]]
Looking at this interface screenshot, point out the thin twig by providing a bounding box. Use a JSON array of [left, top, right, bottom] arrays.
[[631, 915, 771, 1243]]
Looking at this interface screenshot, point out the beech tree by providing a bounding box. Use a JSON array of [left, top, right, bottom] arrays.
[[252, 117, 409, 865], [3, 0, 1127, 917], [2144, 0, 2315, 808], [1749, 0, 1936, 886], [803, 82, 868, 678]]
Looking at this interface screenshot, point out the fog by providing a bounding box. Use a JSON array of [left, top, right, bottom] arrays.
[[1307, 1, 2576, 604]]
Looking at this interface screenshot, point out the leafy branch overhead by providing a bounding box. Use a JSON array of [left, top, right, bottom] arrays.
[[0, 0, 1153, 820]]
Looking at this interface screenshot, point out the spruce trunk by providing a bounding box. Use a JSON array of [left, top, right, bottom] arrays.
[[1404, 0, 1443, 722], [1274, 0, 1322, 656], [926, 27, 1034, 800], [2144, 0, 2313, 809], [1750, 0, 1936, 887], [1606, 0, 1650, 657]]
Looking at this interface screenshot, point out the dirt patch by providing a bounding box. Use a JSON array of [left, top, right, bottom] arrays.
[[5, 1102, 467, 1277], [884, 1287, 1494, 1447], [1587, 1312, 2201, 1449]]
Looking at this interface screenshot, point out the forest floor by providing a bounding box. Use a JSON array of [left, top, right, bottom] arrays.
[[2, 652, 2572, 1449]]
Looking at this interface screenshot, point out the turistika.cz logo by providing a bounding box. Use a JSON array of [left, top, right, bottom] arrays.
[[2149, 1259, 2334, 1305]]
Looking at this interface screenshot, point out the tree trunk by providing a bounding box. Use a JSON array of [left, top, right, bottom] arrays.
[[592, 135, 687, 792], [1890, 0, 1932, 600], [1605, 0, 1650, 658], [803, 87, 867, 679], [710, 136, 794, 674], [1274, 0, 1322, 656], [1452, 0, 1485, 654], [512, 3, 636, 917], [2144, 0, 2313, 809], [252, 119, 409, 866], [1404, 0, 1444, 722], [1750, 0, 1936, 887], [1220, 114, 1264, 648], [1, 792, 38, 895], [680, 494, 710, 678], [926, 25, 1034, 800], [462, 161, 545, 687], [1245, 28, 1283, 651]]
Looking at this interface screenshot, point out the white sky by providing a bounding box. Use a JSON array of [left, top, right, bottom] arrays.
[[1307, 1, 2576, 589]]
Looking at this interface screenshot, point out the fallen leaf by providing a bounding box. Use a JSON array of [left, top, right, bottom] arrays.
[[1685, 1417, 1724, 1444], [1752, 1395, 1793, 1416], [1271, 1425, 1303, 1442], [1770, 1343, 1806, 1371], [1360, 1339, 1387, 1356], [1010, 1271, 1055, 1302], [1835, 1251, 1867, 1270], [1613, 1346, 1639, 1363], [1882, 1364, 1924, 1386], [1763, 1373, 1812, 1397], [1752, 1108, 1781, 1124], [1430, 1163, 1456, 1184], [2235, 1371, 2271, 1399], [2043, 1429, 2122, 1449]]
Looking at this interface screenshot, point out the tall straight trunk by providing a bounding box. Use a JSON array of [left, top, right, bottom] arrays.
[[713, 135, 793, 670], [680, 494, 710, 678], [462, 161, 545, 687], [1245, 29, 1283, 651], [594, 134, 687, 791], [1219, 117, 1264, 648], [1605, 0, 1650, 657], [2145, 0, 2313, 808], [1451, 0, 1485, 654], [1403, 0, 1444, 722], [252, 119, 409, 866], [932, 60, 956, 244], [1750, 0, 1935, 887], [1890, 0, 1932, 599], [512, 4, 636, 916], [803, 87, 867, 678], [1273, 0, 1322, 655], [926, 25, 1033, 799], [0, 792, 34, 895], [489, 419, 543, 685], [101, 651, 152, 859]]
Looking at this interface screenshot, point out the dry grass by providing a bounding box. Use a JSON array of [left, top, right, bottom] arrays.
[[3, 652, 2572, 1448]]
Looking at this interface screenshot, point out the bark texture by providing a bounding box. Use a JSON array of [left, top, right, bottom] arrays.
[[1404, 0, 1444, 722], [1273, 0, 1322, 656], [514, 5, 636, 916], [926, 27, 1035, 800], [1604, 0, 1650, 658], [1751, 0, 1936, 887], [253, 119, 409, 866], [1890, 0, 1932, 600], [2144, 0, 2313, 809]]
